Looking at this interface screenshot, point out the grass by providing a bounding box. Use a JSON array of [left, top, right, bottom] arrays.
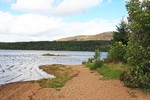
[[37, 64, 72, 89], [37, 74, 71, 88], [84, 61, 103, 70], [42, 53, 66, 57], [143, 88, 150, 94], [42, 53, 56, 56], [96, 62, 129, 79], [84, 62, 94, 68]]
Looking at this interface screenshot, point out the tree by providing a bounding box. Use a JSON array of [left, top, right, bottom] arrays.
[[113, 20, 129, 45], [94, 49, 101, 62], [121, 0, 150, 90], [84, 49, 103, 70], [107, 42, 126, 62], [126, 0, 150, 47]]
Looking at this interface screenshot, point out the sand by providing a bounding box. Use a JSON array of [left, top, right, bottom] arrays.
[[0, 65, 150, 100]]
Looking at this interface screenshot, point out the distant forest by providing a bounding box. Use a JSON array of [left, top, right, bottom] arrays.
[[0, 40, 112, 51]]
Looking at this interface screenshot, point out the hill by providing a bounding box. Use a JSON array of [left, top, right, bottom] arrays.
[[57, 31, 114, 41]]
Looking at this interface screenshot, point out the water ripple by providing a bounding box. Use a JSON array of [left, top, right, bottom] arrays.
[[0, 50, 107, 85]]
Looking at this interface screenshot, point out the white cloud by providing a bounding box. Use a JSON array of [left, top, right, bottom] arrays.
[[11, 0, 53, 12], [11, 0, 102, 15], [53, 0, 102, 15], [0, 11, 117, 42]]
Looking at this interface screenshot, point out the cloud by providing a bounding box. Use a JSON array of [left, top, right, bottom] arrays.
[[0, 11, 117, 42], [11, 0, 53, 12], [11, 0, 102, 15]]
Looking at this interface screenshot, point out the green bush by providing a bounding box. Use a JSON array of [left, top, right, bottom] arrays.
[[90, 61, 103, 70], [120, 45, 150, 90], [84, 49, 103, 70], [107, 42, 126, 62]]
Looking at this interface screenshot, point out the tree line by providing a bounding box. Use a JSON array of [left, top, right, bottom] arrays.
[[0, 40, 112, 51]]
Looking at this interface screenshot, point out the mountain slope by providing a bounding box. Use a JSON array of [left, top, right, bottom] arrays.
[[57, 31, 114, 41]]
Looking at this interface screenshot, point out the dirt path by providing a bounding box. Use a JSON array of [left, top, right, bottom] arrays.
[[0, 65, 150, 100]]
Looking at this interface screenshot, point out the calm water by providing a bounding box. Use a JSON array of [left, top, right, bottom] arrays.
[[0, 50, 108, 85]]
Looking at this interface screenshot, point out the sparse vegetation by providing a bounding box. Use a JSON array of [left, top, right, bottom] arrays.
[[37, 64, 73, 89], [42, 53, 65, 56], [83, 49, 103, 70], [42, 53, 56, 56]]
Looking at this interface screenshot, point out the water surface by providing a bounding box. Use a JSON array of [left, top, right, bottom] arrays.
[[0, 50, 107, 85]]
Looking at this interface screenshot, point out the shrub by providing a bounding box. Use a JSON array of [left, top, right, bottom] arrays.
[[120, 45, 150, 90], [84, 49, 103, 70], [107, 42, 126, 62], [90, 61, 103, 70]]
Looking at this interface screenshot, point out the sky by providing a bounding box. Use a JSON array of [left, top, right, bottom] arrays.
[[0, 0, 128, 42]]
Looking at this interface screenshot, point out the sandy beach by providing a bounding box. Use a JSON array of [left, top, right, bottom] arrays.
[[0, 65, 150, 100]]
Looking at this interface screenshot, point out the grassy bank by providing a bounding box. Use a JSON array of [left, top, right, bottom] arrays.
[[97, 63, 129, 79], [37, 64, 76, 89], [84, 62, 129, 79]]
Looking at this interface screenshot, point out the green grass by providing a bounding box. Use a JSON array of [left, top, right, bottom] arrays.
[[84, 61, 103, 70], [84, 62, 94, 68], [37, 74, 71, 88], [42, 53, 56, 56], [97, 62, 129, 79], [37, 64, 72, 89]]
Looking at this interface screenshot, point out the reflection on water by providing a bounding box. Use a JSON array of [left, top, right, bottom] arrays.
[[0, 50, 107, 85]]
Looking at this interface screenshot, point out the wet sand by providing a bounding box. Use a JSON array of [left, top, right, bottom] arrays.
[[0, 65, 149, 100]]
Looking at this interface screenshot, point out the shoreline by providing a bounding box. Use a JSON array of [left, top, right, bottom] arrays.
[[0, 64, 81, 87], [0, 65, 150, 100]]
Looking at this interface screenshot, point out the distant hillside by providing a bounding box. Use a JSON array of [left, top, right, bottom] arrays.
[[57, 31, 114, 41]]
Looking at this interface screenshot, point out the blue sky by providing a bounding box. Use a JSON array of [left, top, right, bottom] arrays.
[[0, 0, 128, 42]]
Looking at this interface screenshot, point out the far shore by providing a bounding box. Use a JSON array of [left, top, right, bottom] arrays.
[[0, 65, 150, 100]]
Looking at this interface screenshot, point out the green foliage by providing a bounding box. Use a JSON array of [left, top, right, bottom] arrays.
[[84, 62, 94, 68], [125, 44, 150, 68], [42, 53, 55, 56], [121, 45, 150, 89], [113, 20, 129, 45], [121, 0, 150, 91], [107, 42, 126, 62], [120, 66, 150, 89], [126, 0, 150, 47], [84, 49, 103, 70], [97, 63, 129, 79], [94, 49, 101, 62], [0, 40, 112, 51]]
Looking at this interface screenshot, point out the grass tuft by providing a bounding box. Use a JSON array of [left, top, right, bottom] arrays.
[[42, 53, 56, 56], [37, 64, 73, 89]]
